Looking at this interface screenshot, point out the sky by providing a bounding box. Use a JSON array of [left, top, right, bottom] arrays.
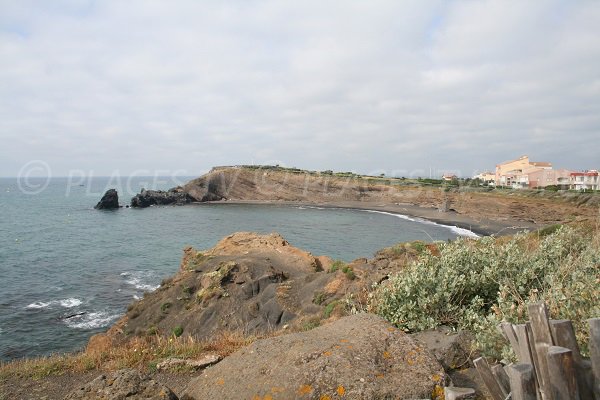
[[1, 0, 599, 178]]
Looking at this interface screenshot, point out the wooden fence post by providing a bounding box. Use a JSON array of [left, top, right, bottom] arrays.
[[507, 363, 537, 400], [528, 302, 554, 400], [546, 346, 579, 400], [474, 357, 506, 400], [550, 319, 593, 400]]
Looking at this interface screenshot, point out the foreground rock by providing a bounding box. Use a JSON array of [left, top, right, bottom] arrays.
[[95, 189, 120, 209], [130, 188, 193, 208], [106, 232, 370, 341], [181, 313, 445, 400], [65, 369, 178, 399]]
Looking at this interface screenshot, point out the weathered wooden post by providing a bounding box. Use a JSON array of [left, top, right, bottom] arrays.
[[528, 302, 554, 400], [550, 319, 593, 399], [507, 363, 537, 400], [473, 357, 506, 400], [546, 346, 579, 400]]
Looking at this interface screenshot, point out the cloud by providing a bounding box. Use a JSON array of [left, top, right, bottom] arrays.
[[1, 0, 599, 177]]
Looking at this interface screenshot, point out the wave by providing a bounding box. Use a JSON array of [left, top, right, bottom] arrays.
[[64, 311, 120, 330], [59, 298, 82, 308], [25, 301, 52, 309], [25, 297, 83, 310], [122, 271, 160, 292], [362, 210, 480, 239]]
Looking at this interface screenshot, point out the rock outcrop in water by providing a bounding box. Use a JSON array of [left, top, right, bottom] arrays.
[[94, 189, 120, 210], [130, 188, 193, 208]]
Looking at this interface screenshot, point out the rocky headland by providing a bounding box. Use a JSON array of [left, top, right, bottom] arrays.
[[127, 165, 600, 235]]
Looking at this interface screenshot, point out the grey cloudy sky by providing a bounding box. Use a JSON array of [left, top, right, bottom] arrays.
[[1, 0, 599, 178]]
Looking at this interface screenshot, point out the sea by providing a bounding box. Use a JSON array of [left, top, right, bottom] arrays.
[[0, 176, 476, 361]]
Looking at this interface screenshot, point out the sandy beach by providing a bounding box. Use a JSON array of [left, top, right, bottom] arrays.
[[200, 199, 540, 237]]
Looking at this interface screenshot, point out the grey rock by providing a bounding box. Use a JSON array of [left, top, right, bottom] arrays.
[[65, 369, 178, 400], [412, 326, 476, 370], [95, 189, 119, 210], [181, 313, 445, 400], [130, 188, 193, 208], [156, 354, 222, 372]]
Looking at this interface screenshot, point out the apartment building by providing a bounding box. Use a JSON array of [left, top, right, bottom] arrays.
[[495, 155, 552, 187], [570, 170, 599, 190]]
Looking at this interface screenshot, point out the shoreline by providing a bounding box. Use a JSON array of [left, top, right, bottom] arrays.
[[198, 199, 541, 237]]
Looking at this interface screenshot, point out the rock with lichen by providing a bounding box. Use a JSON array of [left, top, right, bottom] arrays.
[[181, 313, 445, 400]]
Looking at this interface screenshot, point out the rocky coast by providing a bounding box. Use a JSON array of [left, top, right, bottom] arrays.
[[2, 166, 598, 399]]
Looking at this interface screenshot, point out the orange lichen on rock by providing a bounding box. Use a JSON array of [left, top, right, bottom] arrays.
[[336, 385, 346, 396], [216, 378, 225, 385], [297, 384, 313, 395], [383, 351, 391, 359]]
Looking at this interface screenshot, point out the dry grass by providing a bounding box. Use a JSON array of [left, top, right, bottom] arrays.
[[0, 330, 264, 380]]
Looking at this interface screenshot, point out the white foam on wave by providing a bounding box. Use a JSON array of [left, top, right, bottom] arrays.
[[26, 301, 52, 309], [64, 311, 121, 330], [122, 271, 160, 292], [25, 298, 83, 310], [362, 209, 480, 239], [59, 298, 82, 308]]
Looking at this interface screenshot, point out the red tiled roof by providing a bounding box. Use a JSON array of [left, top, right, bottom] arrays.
[[570, 171, 599, 177]]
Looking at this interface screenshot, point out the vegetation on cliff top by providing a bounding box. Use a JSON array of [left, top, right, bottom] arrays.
[[372, 221, 600, 360]]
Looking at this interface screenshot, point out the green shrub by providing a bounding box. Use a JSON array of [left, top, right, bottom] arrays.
[[160, 302, 172, 313], [312, 291, 328, 305], [329, 260, 345, 273], [373, 225, 600, 360], [323, 301, 339, 318], [341, 265, 355, 280], [172, 325, 183, 337]]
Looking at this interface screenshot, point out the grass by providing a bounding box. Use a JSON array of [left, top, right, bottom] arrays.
[[0, 329, 264, 380]]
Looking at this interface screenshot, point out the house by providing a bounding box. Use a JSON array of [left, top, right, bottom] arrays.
[[495, 155, 553, 187], [473, 172, 495, 185], [442, 174, 458, 182], [569, 170, 599, 191], [527, 168, 572, 189]]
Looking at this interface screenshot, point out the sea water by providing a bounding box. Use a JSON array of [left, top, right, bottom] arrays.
[[0, 176, 468, 360]]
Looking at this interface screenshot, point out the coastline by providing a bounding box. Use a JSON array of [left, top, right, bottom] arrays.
[[198, 199, 541, 237]]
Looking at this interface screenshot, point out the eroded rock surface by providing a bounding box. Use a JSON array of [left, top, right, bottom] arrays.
[[181, 313, 445, 400], [65, 369, 178, 400]]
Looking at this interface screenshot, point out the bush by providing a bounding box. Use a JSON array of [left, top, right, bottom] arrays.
[[372, 225, 600, 360], [172, 325, 183, 337], [329, 260, 345, 273]]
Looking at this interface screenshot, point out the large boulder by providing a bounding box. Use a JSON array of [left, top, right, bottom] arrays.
[[130, 188, 193, 208], [95, 189, 119, 209], [65, 369, 178, 399], [181, 313, 446, 400]]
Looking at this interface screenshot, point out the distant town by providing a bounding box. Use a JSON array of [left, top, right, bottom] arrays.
[[470, 155, 599, 191]]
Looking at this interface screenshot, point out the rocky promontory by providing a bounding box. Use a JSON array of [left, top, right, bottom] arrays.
[[130, 188, 193, 208]]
